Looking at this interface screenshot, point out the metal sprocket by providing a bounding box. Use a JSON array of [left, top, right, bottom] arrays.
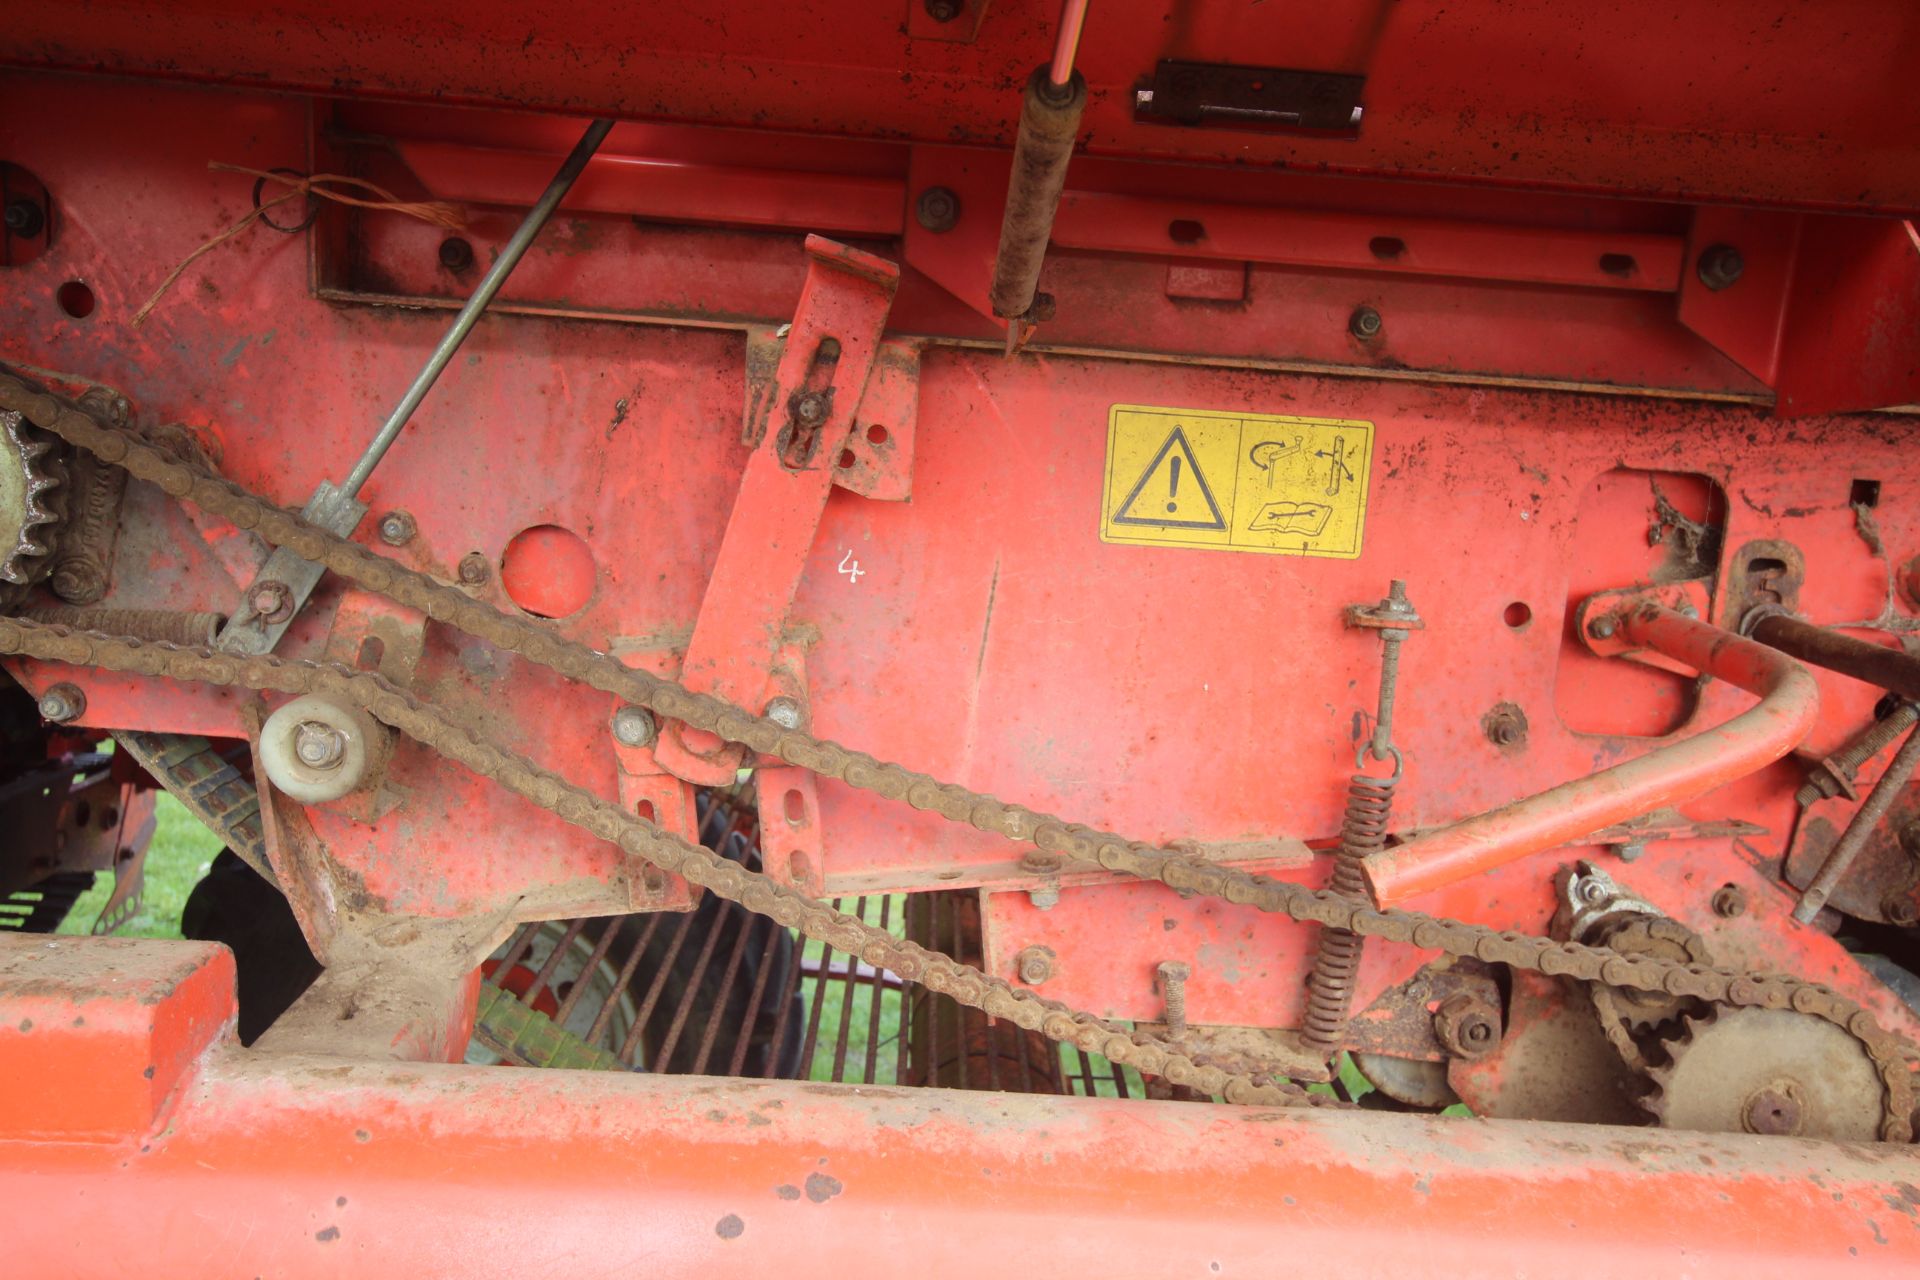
[[1644, 1006, 1887, 1141], [0, 410, 61, 604]]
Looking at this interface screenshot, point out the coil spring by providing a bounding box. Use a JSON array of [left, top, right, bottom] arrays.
[[1300, 771, 1397, 1057]]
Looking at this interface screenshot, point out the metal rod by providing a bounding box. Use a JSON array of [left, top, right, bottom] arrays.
[[1750, 611, 1920, 703], [1048, 0, 1090, 87], [1793, 723, 1920, 923], [339, 117, 614, 498], [1363, 604, 1819, 906]]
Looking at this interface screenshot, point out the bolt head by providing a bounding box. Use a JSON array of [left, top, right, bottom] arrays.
[[292, 720, 347, 770], [1697, 243, 1745, 292], [1883, 892, 1919, 928], [248, 579, 294, 624], [1157, 960, 1191, 984], [611, 704, 657, 748], [377, 511, 416, 546], [793, 392, 830, 428], [1711, 885, 1748, 918], [37, 683, 84, 724], [457, 553, 491, 586], [1588, 615, 1617, 640], [1348, 305, 1383, 340], [923, 0, 960, 21], [915, 186, 960, 233], [764, 695, 805, 730], [1015, 946, 1054, 985], [3, 199, 44, 238]]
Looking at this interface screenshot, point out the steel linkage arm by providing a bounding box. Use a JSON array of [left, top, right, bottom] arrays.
[[1362, 602, 1820, 906]]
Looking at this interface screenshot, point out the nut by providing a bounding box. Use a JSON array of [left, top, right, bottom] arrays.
[[292, 721, 347, 770], [457, 552, 491, 586], [764, 695, 805, 730], [1348, 305, 1383, 340], [1433, 992, 1501, 1060], [1696, 243, 1744, 292], [247, 579, 295, 624], [4, 198, 45, 239], [1588, 614, 1617, 640], [915, 186, 960, 233], [793, 391, 830, 429], [1020, 850, 1064, 874], [1015, 945, 1055, 985], [377, 511, 417, 546], [611, 704, 657, 748], [37, 682, 85, 724], [1482, 702, 1528, 749], [1711, 884, 1748, 919]]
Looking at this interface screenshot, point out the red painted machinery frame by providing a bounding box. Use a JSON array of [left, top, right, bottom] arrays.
[[4, 1, 1920, 1271], [3, 936, 1916, 1277]]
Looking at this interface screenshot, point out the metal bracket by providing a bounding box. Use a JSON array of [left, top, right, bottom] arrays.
[[653, 236, 900, 785], [214, 480, 366, 657]]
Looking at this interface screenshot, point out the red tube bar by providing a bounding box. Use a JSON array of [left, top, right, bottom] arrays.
[[1361, 603, 1819, 906]]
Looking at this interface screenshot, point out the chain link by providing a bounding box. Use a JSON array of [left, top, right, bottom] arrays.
[[1, 369, 1912, 1139]]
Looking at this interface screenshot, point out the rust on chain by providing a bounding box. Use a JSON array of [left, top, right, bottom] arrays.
[[0, 367, 1913, 1139]]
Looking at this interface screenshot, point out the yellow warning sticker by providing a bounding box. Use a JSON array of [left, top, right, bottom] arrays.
[[1100, 404, 1373, 558]]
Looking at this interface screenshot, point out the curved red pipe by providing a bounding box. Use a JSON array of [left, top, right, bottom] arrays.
[[1361, 603, 1819, 907]]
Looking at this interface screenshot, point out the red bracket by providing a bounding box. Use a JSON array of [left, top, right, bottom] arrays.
[[653, 236, 900, 786]]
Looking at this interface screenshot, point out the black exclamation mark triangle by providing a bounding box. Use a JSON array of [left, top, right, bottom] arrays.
[[1113, 425, 1227, 531]]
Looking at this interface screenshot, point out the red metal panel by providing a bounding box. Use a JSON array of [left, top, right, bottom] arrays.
[[5, 1, 1920, 212], [4, 935, 1918, 1277]]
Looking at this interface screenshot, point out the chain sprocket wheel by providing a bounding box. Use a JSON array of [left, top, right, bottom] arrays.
[[1645, 1007, 1887, 1141], [0, 410, 62, 606], [1, 367, 1916, 1139], [1587, 914, 1713, 1071]]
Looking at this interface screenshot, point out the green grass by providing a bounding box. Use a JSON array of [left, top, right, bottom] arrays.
[[55, 793, 221, 939]]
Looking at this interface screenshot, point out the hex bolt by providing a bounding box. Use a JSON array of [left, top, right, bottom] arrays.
[[457, 552, 492, 586], [1483, 703, 1528, 749], [292, 720, 347, 771], [915, 186, 960, 233], [4, 198, 45, 239], [1015, 946, 1055, 985], [1883, 892, 1920, 928], [1433, 992, 1500, 1059], [37, 682, 85, 724], [1711, 884, 1748, 918], [1348, 305, 1383, 340], [1696, 243, 1745, 292], [923, 0, 960, 21], [377, 511, 417, 546], [1588, 614, 1618, 641], [764, 695, 805, 730], [247, 579, 295, 624], [611, 704, 656, 749], [438, 236, 475, 271], [1157, 960, 1191, 1037], [1574, 876, 1609, 906], [793, 391, 830, 429]]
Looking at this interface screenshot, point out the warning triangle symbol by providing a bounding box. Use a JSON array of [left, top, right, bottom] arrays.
[[1112, 425, 1227, 531]]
